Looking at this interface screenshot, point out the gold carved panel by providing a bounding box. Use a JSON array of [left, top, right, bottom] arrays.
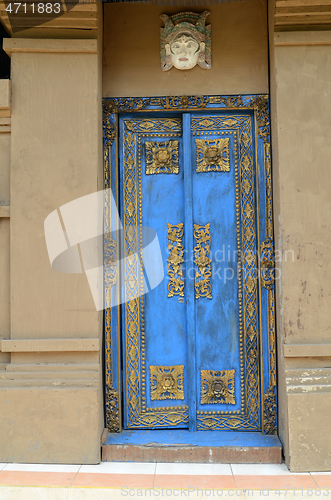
[[167, 223, 185, 297], [150, 365, 184, 400], [145, 140, 179, 175], [196, 138, 230, 173], [201, 369, 235, 405], [104, 234, 117, 288], [194, 223, 212, 299]]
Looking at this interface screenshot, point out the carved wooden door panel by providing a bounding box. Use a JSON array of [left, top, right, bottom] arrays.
[[191, 113, 260, 431], [120, 115, 189, 429], [119, 111, 262, 432]]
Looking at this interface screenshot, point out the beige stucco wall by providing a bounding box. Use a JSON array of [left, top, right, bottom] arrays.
[[0, 80, 11, 368], [0, 388, 101, 464], [0, 38, 104, 464], [9, 48, 100, 338], [270, 30, 331, 471], [273, 36, 331, 345], [103, 0, 268, 97]]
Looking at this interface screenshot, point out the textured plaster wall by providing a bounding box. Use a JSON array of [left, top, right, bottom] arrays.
[[272, 34, 331, 471], [0, 388, 101, 464], [103, 0, 268, 97], [274, 44, 331, 346], [10, 51, 101, 338], [0, 39, 104, 464]]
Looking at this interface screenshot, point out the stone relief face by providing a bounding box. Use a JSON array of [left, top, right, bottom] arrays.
[[160, 11, 211, 72], [165, 35, 205, 70]]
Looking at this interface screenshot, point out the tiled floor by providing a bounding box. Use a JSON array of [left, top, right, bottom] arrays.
[[0, 462, 330, 499]]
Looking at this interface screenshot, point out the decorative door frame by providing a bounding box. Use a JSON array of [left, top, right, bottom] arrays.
[[102, 94, 277, 435]]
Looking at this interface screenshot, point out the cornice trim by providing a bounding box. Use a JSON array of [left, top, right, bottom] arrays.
[[0, 338, 100, 352], [284, 344, 331, 357], [275, 30, 331, 45], [3, 38, 97, 56]]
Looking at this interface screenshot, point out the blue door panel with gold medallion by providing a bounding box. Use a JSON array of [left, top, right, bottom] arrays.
[[119, 115, 189, 429], [192, 114, 242, 427], [191, 113, 260, 430], [103, 95, 277, 436]]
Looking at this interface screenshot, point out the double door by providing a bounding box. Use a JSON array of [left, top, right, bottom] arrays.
[[119, 111, 262, 431]]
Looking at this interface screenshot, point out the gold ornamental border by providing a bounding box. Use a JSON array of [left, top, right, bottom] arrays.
[[102, 94, 277, 435]]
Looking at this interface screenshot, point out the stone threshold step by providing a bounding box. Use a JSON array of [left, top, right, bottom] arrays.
[[102, 430, 282, 464]]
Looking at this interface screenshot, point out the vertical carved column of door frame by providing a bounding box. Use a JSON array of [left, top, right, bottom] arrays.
[[183, 113, 197, 431], [261, 141, 277, 435], [103, 103, 121, 433]]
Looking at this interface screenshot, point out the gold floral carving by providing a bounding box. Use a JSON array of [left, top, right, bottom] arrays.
[[250, 95, 269, 143], [201, 370, 235, 405], [263, 385, 277, 434], [105, 385, 120, 432], [104, 234, 117, 287], [196, 138, 230, 173], [260, 238, 275, 290], [145, 140, 179, 175], [167, 223, 185, 297], [102, 102, 116, 147], [150, 365, 184, 400], [104, 95, 270, 143], [194, 223, 212, 299], [263, 142, 277, 431]]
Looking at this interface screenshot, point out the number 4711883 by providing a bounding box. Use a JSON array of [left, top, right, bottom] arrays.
[[5, 3, 61, 14]]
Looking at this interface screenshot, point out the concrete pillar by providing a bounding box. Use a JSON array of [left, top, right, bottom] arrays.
[[0, 38, 104, 464], [270, 29, 331, 471], [0, 79, 11, 371]]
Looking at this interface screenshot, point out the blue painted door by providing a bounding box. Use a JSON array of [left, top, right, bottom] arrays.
[[120, 111, 261, 432]]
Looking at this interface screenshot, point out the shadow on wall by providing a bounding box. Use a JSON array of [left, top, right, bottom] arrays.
[[0, 21, 10, 79]]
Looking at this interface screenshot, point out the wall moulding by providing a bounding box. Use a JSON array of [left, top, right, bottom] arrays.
[[284, 344, 331, 358], [0, 117, 11, 129], [274, 0, 331, 32], [274, 31, 331, 46], [0, 206, 10, 217], [0, 338, 100, 352], [0, 79, 10, 109], [3, 39, 97, 56], [286, 367, 331, 394]]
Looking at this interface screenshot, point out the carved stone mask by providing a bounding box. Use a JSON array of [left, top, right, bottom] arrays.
[[160, 11, 211, 71]]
